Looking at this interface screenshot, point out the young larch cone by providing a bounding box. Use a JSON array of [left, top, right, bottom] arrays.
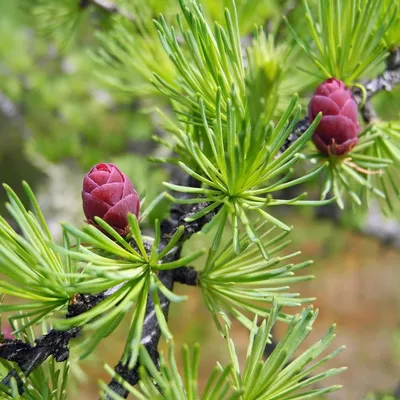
[[308, 78, 359, 156], [82, 163, 140, 236]]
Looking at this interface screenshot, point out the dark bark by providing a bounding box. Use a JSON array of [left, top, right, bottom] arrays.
[[106, 270, 174, 399], [173, 266, 199, 286], [0, 328, 80, 393], [280, 117, 310, 152], [0, 288, 114, 392]]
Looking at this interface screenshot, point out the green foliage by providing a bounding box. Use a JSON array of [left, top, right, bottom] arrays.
[[382, 0, 400, 47], [365, 395, 397, 400], [287, 0, 397, 83], [309, 129, 392, 209], [0, 179, 344, 396], [20, 0, 89, 46], [154, 0, 290, 130], [0, 183, 77, 331], [154, 0, 248, 126], [5, 0, 400, 397], [200, 223, 314, 331], [93, 6, 176, 96], [153, 0, 334, 254], [246, 31, 289, 124], [203, 0, 279, 35], [0, 184, 195, 366], [100, 343, 240, 400], [0, 1, 164, 180], [0, 359, 69, 400], [100, 304, 345, 400], [53, 214, 202, 365], [363, 122, 400, 215], [101, 343, 240, 400], [226, 305, 345, 400], [91, 0, 282, 97], [163, 94, 329, 255]]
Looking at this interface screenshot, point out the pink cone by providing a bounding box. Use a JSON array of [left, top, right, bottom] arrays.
[[82, 163, 140, 236], [308, 78, 359, 156]]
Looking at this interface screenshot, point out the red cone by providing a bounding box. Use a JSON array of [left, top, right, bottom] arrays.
[[309, 78, 359, 156], [82, 163, 140, 235]]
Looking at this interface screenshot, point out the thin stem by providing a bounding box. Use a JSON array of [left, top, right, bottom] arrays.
[[105, 269, 174, 399], [104, 190, 216, 398]]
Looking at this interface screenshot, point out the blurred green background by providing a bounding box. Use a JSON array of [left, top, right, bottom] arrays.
[[0, 1, 400, 399]]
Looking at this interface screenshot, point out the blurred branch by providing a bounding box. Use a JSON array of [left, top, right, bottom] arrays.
[[361, 203, 400, 248], [315, 202, 400, 249], [275, 0, 299, 40], [0, 90, 30, 137], [355, 47, 400, 123], [0, 92, 18, 119], [79, 0, 135, 21], [282, 0, 299, 16], [394, 380, 400, 398]]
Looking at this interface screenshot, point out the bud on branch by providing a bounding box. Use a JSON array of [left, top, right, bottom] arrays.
[[309, 78, 359, 156], [82, 163, 140, 236]]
